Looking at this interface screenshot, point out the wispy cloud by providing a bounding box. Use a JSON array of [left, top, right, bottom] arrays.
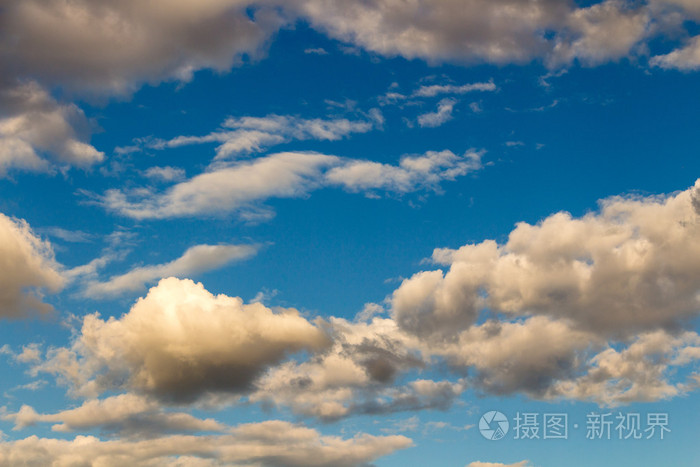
[[98, 149, 484, 220], [417, 98, 457, 128], [83, 244, 260, 297]]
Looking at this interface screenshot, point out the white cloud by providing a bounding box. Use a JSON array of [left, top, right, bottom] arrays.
[[2, 0, 699, 98], [553, 330, 700, 405], [0, 0, 283, 95], [417, 98, 457, 128], [101, 149, 484, 220], [382, 81, 496, 103], [251, 315, 462, 420], [288, 0, 700, 69], [3, 394, 226, 436], [413, 81, 496, 98], [550, 0, 650, 66], [147, 112, 380, 161], [0, 421, 412, 467], [393, 179, 700, 339], [143, 166, 186, 182], [381, 179, 700, 402], [651, 35, 700, 70], [435, 316, 599, 396], [0, 213, 64, 318], [42, 227, 94, 243], [101, 152, 340, 220], [291, 0, 570, 64], [37, 277, 330, 402], [0, 81, 104, 175], [305, 47, 330, 55], [650, 0, 700, 21], [326, 149, 482, 194], [83, 243, 260, 297], [27, 181, 700, 415]]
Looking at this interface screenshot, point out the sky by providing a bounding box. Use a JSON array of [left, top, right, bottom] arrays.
[[1, 1, 700, 466]]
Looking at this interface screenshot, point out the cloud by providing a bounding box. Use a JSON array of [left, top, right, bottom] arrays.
[[305, 47, 330, 55], [326, 149, 482, 194], [291, 0, 570, 64], [3, 394, 226, 437], [383, 179, 700, 403], [83, 243, 260, 297], [434, 317, 597, 397], [0, 212, 64, 318], [32, 180, 700, 414], [42, 227, 94, 243], [15, 344, 42, 364], [393, 179, 700, 339], [650, 0, 700, 21], [550, 1, 649, 66], [0, 421, 412, 467], [250, 316, 466, 420], [288, 0, 658, 67], [145, 112, 381, 162], [0, 0, 283, 95], [553, 330, 700, 405], [27, 182, 700, 414], [2, 0, 699, 99], [101, 149, 484, 220], [382, 81, 496, 103], [417, 98, 457, 128], [651, 35, 700, 70], [413, 81, 496, 98], [101, 152, 340, 220], [0, 1, 284, 175], [0, 81, 104, 175], [143, 166, 186, 182], [37, 278, 330, 402]]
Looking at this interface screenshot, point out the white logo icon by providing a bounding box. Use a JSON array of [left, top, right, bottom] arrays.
[[480, 410, 509, 440]]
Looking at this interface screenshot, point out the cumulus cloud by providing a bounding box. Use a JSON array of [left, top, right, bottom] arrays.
[[417, 98, 457, 128], [0, 421, 412, 467], [251, 316, 437, 420], [434, 317, 597, 397], [3, 1, 700, 174], [83, 243, 260, 297], [650, 0, 700, 20], [3, 0, 700, 96], [25, 181, 700, 414], [393, 179, 700, 339], [550, 1, 649, 66], [291, 0, 570, 64], [381, 179, 700, 402], [553, 330, 700, 405], [101, 149, 484, 220], [0, 213, 64, 318], [288, 0, 659, 67], [0, 81, 104, 175], [0, 1, 282, 174], [37, 278, 330, 402], [0, 0, 283, 95]]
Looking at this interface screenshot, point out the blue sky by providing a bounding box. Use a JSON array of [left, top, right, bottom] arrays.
[[1, 1, 700, 466]]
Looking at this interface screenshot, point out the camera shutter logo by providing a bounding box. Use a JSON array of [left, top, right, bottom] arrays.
[[479, 411, 509, 440]]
